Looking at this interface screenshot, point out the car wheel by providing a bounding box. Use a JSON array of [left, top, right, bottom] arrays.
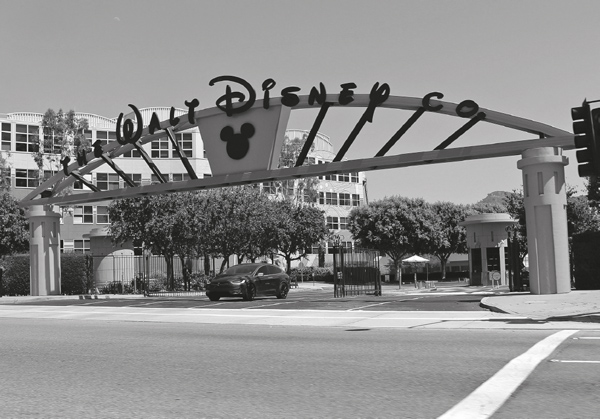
[[244, 283, 256, 301], [207, 294, 221, 301], [276, 282, 289, 299]]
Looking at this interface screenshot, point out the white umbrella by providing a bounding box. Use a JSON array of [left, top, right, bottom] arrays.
[[402, 255, 429, 263], [402, 255, 430, 287]]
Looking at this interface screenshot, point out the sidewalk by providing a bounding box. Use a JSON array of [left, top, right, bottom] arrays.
[[2, 284, 599, 322], [294, 281, 600, 322], [480, 290, 600, 321]]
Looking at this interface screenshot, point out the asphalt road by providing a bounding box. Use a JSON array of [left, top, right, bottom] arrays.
[[2, 318, 598, 419], [15, 289, 490, 312]]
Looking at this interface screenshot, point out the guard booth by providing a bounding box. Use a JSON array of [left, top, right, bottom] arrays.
[[332, 245, 381, 297], [460, 213, 517, 287]]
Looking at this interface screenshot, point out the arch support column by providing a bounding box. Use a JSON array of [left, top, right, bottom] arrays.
[[27, 205, 61, 296], [517, 147, 570, 294]]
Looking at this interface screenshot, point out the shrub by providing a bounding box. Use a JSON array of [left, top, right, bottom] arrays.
[[61, 253, 93, 294], [290, 266, 333, 283], [2, 255, 30, 296]]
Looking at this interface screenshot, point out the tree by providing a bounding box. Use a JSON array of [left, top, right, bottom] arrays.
[[348, 196, 431, 282], [272, 199, 329, 273], [108, 192, 201, 290], [425, 201, 470, 279], [203, 187, 277, 273], [0, 151, 11, 192], [34, 109, 89, 190], [272, 133, 319, 203], [0, 192, 29, 259], [567, 190, 600, 236], [501, 190, 528, 267], [585, 176, 600, 209]]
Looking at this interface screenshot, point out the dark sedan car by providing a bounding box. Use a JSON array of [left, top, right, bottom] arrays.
[[205, 263, 291, 301]]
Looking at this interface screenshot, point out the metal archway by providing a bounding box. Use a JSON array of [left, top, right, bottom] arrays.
[[20, 94, 574, 207]]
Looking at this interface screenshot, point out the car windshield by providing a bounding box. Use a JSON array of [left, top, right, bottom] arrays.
[[223, 265, 258, 275]]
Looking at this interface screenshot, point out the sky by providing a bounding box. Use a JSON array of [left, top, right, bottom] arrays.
[[1, 0, 598, 204]]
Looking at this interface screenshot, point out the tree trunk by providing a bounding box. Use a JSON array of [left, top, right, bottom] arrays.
[[440, 257, 447, 280], [204, 254, 211, 276], [165, 255, 174, 290], [219, 258, 228, 274]]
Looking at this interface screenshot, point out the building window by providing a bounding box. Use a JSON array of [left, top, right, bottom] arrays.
[[1, 123, 11, 151], [351, 172, 359, 183], [352, 194, 361, 206], [121, 145, 141, 158], [96, 206, 110, 224], [95, 130, 116, 147], [338, 173, 350, 182], [73, 206, 93, 224], [319, 192, 325, 205], [325, 192, 337, 205], [339, 193, 350, 206], [339, 217, 348, 230], [172, 173, 190, 182], [125, 173, 141, 187], [96, 173, 119, 190], [151, 136, 169, 158], [326, 216, 339, 229], [15, 169, 39, 188], [175, 133, 193, 158], [73, 239, 90, 253], [263, 181, 277, 194], [73, 173, 92, 190], [15, 124, 39, 152]]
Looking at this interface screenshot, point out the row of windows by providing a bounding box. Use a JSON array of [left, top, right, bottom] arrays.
[[72, 205, 110, 224], [1, 123, 195, 158], [319, 192, 361, 206], [319, 173, 360, 183], [8, 170, 209, 190], [301, 157, 360, 183], [309, 241, 355, 254], [326, 216, 349, 230], [61, 239, 90, 254]]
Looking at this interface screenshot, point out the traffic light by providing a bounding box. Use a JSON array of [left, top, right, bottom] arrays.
[[572, 101, 600, 177]]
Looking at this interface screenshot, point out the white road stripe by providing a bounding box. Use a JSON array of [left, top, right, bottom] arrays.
[[243, 301, 299, 309], [438, 329, 577, 419], [549, 359, 600, 364], [347, 301, 393, 311]]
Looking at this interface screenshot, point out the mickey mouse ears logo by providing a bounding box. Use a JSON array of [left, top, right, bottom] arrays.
[[196, 104, 291, 177], [220, 123, 255, 160]]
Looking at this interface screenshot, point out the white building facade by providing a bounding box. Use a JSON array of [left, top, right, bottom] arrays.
[[1, 111, 366, 259]]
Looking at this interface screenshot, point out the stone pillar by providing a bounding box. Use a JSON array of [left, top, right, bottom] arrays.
[[517, 147, 571, 294], [27, 205, 61, 296]]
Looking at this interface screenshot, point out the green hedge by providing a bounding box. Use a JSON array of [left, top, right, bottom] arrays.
[[1, 255, 30, 296], [61, 253, 93, 295], [0, 254, 93, 296], [290, 266, 333, 282]]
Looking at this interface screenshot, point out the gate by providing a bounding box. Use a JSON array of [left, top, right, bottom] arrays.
[[332, 246, 381, 297]]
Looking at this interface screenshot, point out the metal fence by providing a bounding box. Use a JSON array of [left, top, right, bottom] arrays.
[[93, 254, 210, 296], [332, 246, 382, 297]]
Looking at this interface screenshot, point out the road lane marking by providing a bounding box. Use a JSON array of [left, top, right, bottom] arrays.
[[243, 301, 299, 309], [549, 360, 600, 364], [438, 329, 578, 419], [347, 301, 393, 311]]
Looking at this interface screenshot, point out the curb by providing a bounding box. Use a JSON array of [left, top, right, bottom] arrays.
[[479, 297, 510, 314]]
